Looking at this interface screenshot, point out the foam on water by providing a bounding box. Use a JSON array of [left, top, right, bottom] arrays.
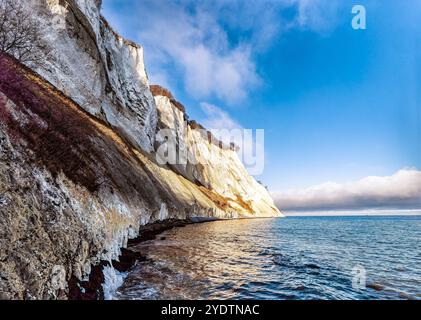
[[103, 265, 127, 300]]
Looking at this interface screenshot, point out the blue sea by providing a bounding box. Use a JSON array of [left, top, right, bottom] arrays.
[[114, 216, 421, 300]]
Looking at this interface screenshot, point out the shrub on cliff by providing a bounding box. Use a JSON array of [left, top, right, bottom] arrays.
[[150, 84, 187, 115]]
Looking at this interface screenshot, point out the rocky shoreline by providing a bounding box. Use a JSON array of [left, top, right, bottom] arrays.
[[68, 218, 216, 300]]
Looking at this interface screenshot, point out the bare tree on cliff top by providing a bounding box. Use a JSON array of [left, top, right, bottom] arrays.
[[0, 0, 49, 66]]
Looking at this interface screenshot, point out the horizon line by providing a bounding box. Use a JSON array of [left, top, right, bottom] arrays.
[[282, 208, 421, 217]]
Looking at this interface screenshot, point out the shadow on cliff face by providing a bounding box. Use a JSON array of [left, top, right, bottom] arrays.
[[0, 53, 177, 208], [0, 54, 101, 193]]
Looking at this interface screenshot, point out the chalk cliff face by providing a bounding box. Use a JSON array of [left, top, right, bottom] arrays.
[[153, 90, 280, 216], [27, 0, 157, 152], [0, 0, 282, 299]]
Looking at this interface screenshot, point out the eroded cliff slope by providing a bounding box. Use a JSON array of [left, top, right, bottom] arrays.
[[0, 0, 282, 299]]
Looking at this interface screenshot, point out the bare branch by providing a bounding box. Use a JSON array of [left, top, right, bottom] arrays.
[[0, 0, 50, 66]]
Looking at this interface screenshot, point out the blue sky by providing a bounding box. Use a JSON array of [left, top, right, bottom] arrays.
[[102, 0, 420, 210]]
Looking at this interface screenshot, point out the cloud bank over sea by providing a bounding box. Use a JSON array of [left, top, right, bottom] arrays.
[[272, 169, 421, 214]]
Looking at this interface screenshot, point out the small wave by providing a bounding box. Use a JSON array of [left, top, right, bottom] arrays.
[[272, 255, 321, 272], [257, 249, 276, 256]]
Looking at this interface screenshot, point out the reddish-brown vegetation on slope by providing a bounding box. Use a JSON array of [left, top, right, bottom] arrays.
[[198, 186, 253, 214], [150, 84, 186, 114], [0, 53, 173, 207], [0, 53, 102, 192], [0, 53, 245, 217]]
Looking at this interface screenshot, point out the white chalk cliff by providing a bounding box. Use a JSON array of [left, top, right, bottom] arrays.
[[0, 0, 282, 299]]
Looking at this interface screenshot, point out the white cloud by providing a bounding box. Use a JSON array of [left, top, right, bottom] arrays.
[[272, 169, 421, 211], [200, 102, 241, 130], [103, 0, 343, 104], [130, 0, 260, 104], [296, 0, 341, 33]]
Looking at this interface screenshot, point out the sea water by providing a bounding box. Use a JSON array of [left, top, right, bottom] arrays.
[[114, 216, 421, 300]]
